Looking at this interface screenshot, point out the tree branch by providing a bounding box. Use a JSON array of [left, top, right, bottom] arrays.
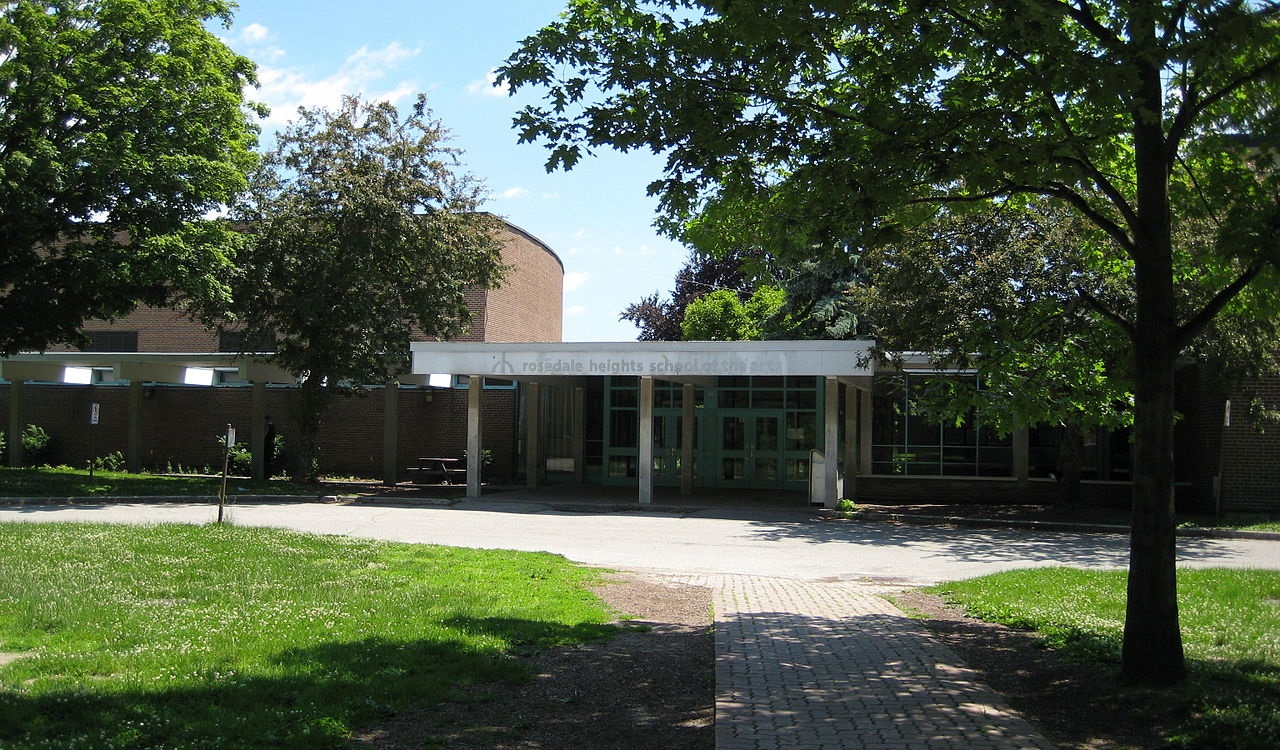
[[1076, 286, 1135, 339], [1175, 260, 1269, 350]]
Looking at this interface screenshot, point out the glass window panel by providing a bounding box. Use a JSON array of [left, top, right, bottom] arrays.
[[787, 389, 817, 409], [785, 458, 810, 481], [722, 416, 745, 450], [608, 455, 636, 478], [722, 457, 744, 480], [611, 389, 637, 408], [610, 411, 638, 448], [755, 376, 784, 388], [753, 389, 785, 409], [755, 459, 779, 481], [785, 412, 816, 451], [721, 390, 750, 408], [756, 417, 780, 452]]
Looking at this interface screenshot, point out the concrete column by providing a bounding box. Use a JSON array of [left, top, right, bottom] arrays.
[[844, 382, 858, 499], [382, 381, 399, 486], [680, 383, 694, 495], [572, 386, 586, 483], [467, 375, 482, 499], [859, 387, 873, 475], [638, 375, 654, 504], [250, 381, 267, 480], [525, 381, 542, 489], [8, 380, 24, 466], [823, 376, 840, 507], [127, 380, 143, 474]]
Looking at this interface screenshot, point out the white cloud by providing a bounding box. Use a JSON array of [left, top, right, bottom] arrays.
[[466, 68, 510, 97], [565, 305, 588, 317], [499, 186, 529, 200], [240, 23, 270, 44], [250, 41, 423, 126], [563, 271, 590, 292]]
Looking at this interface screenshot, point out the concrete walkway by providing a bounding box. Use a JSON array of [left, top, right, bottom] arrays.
[[680, 574, 1057, 750]]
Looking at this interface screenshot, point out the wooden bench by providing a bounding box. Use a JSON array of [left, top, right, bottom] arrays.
[[406, 457, 463, 484]]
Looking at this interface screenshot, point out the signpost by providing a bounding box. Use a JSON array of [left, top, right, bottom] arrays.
[[218, 424, 235, 523], [88, 402, 100, 478]]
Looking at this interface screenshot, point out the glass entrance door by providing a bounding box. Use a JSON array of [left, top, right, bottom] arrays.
[[652, 412, 699, 485], [718, 412, 784, 485]]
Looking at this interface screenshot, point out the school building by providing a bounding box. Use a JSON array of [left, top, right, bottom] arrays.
[[1, 220, 1276, 512]]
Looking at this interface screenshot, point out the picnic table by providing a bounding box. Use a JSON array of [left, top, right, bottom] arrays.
[[406, 456, 463, 484]]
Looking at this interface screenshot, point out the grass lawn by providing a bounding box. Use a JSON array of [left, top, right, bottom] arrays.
[[0, 522, 618, 749], [924, 567, 1280, 749]]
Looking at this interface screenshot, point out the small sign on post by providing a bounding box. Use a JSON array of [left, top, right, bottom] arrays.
[[218, 423, 234, 523], [89, 402, 100, 477]]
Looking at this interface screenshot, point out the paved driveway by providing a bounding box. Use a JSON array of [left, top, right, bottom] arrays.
[[2, 499, 1275, 587]]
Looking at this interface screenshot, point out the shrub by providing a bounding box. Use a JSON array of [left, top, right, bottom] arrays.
[[21, 424, 53, 466], [216, 435, 253, 476], [92, 451, 126, 472]]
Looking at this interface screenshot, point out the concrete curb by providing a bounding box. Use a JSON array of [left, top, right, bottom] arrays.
[[845, 509, 1280, 541]]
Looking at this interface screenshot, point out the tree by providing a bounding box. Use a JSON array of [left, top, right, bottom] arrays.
[[856, 202, 1135, 502], [227, 95, 505, 482], [681, 284, 786, 340], [501, 1, 1280, 683], [620, 246, 764, 339], [0, 0, 260, 355]]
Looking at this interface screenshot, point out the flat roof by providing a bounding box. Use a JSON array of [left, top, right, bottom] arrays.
[[410, 340, 877, 381]]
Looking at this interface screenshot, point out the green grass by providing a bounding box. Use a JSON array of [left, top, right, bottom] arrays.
[[0, 522, 618, 749], [924, 567, 1280, 749], [0, 466, 343, 498]]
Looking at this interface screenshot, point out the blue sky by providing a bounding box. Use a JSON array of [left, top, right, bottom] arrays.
[[218, 1, 686, 342]]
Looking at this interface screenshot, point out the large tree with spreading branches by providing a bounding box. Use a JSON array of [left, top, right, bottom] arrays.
[[227, 95, 505, 482], [0, 0, 260, 355], [501, 0, 1280, 683]]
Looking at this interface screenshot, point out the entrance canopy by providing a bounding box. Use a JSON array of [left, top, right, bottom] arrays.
[[411, 340, 878, 505], [409, 340, 877, 384]]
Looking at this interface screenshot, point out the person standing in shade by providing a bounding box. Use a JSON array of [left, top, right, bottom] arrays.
[[263, 416, 277, 479]]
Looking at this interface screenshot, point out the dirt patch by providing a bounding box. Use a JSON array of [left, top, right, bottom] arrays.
[[0, 652, 25, 667], [350, 573, 714, 749], [895, 590, 1186, 749]]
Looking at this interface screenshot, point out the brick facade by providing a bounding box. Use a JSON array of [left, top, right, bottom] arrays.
[[47, 219, 564, 353], [4, 219, 559, 480]]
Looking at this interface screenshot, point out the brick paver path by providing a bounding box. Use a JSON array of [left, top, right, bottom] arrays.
[[677, 574, 1057, 750]]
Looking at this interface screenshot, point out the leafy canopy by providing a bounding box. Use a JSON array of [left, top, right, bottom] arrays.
[[227, 94, 506, 480], [503, 0, 1280, 684], [0, 0, 261, 355]]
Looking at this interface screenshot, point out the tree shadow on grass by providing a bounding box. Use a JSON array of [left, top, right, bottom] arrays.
[[0, 618, 619, 750]]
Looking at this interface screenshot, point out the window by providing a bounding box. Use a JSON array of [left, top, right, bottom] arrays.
[[218, 329, 276, 353], [80, 331, 138, 352]]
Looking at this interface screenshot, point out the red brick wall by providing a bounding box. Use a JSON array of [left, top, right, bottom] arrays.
[[52, 219, 564, 352], [1, 382, 519, 481], [483, 222, 564, 342], [1218, 375, 1280, 513]]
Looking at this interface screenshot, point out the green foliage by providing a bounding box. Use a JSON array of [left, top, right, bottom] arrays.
[[0, 523, 616, 748], [0, 0, 261, 355], [227, 94, 506, 481], [90, 451, 125, 473], [926, 568, 1280, 749], [215, 436, 253, 477], [502, 0, 1280, 682], [19, 425, 51, 467], [681, 285, 786, 340]]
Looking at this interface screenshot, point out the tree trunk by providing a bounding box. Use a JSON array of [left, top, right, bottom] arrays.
[[292, 375, 327, 484], [1121, 43, 1186, 682], [1123, 333, 1184, 683]]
